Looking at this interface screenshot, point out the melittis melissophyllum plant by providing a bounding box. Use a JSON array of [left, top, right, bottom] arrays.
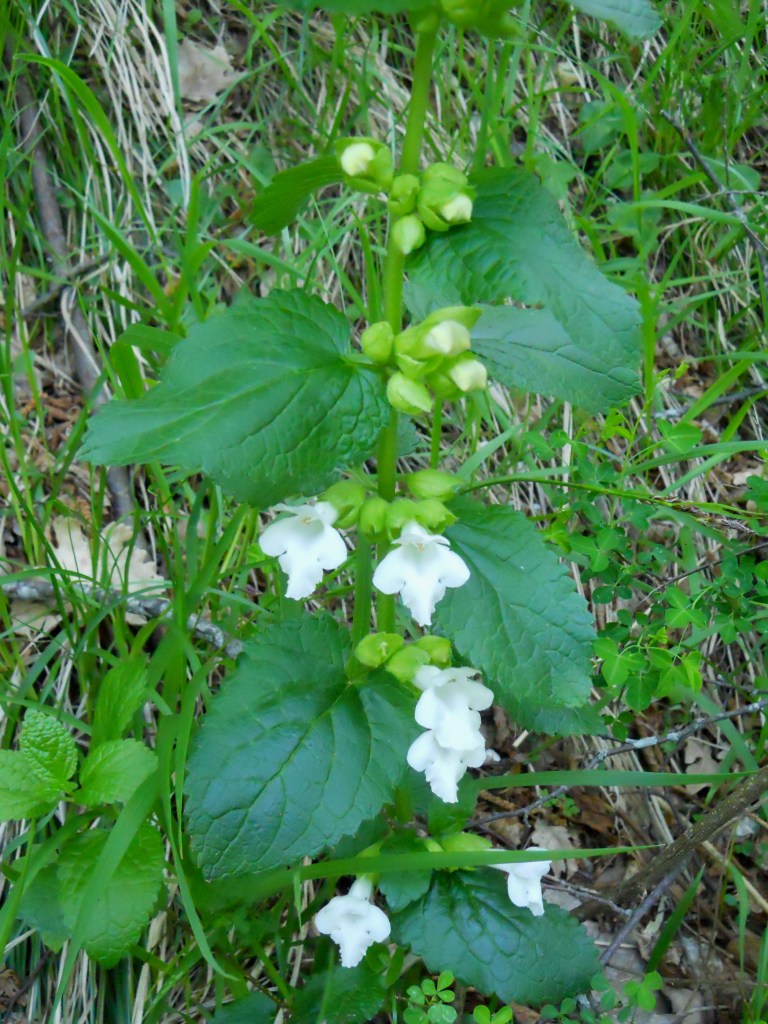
[[7, 0, 662, 1012]]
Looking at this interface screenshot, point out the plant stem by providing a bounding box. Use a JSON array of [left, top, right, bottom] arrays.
[[430, 401, 443, 467], [351, 533, 373, 645], [374, 26, 438, 633]]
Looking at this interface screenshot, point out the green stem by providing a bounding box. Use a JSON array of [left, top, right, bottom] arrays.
[[430, 401, 443, 468], [351, 535, 373, 644], [374, 27, 438, 634]]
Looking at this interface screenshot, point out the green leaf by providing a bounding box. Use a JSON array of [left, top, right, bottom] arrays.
[[211, 992, 276, 1023], [76, 740, 157, 807], [91, 658, 149, 747], [435, 500, 599, 734], [0, 751, 64, 821], [250, 156, 343, 234], [391, 871, 599, 1006], [292, 957, 389, 1022], [472, 305, 639, 413], [80, 290, 389, 506], [57, 823, 165, 966], [17, 864, 68, 952], [20, 710, 78, 786], [378, 833, 433, 910], [185, 616, 417, 879], [406, 168, 641, 413], [569, 0, 661, 39]]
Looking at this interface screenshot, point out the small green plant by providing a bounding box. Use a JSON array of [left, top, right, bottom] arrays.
[[405, 971, 457, 1024]]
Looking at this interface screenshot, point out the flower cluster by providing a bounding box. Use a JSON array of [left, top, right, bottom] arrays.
[[259, 504, 469, 628], [407, 665, 493, 802]]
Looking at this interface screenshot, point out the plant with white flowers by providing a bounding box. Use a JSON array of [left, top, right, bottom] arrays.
[[74, 0, 658, 1012]]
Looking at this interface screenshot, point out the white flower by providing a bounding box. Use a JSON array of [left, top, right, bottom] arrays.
[[340, 141, 376, 177], [413, 666, 493, 750], [440, 194, 473, 223], [259, 502, 347, 600], [407, 730, 486, 803], [372, 522, 469, 627], [493, 849, 551, 916], [314, 878, 390, 968]]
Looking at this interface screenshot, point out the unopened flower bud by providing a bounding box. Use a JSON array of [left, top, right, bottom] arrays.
[[388, 174, 420, 217], [440, 831, 492, 855], [392, 215, 426, 255], [356, 632, 405, 668], [386, 498, 419, 535], [340, 141, 376, 177], [322, 480, 366, 527], [359, 497, 389, 538], [449, 358, 488, 393], [439, 193, 473, 224], [336, 137, 394, 193], [361, 321, 394, 363], [387, 372, 433, 416], [426, 370, 461, 400], [413, 635, 453, 666], [414, 499, 456, 533], [405, 469, 460, 501], [423, 319, 471, 356], [386, 644, 431, 683]]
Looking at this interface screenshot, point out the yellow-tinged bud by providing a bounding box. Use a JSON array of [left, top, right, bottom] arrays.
[[449, 358, 488, 393], [392, 215, 426, 255], [387, 372, 433, 415], [359, 497, 389, 538], [439, 193, 473, 224], [413, 499, 456, 532], [413, 635, 452, 666], [404, 469, 460, 501], [385, 498, 419, 534], [355, 632, 405, 667], [386, 645, 431, 683], [440, 832, 493, 868], [336, 137, 394, 192], [388, 174, 420, 217], [423, 319, 471, 356], [361, 321, 394, 363], [322, 480, 366, 527]]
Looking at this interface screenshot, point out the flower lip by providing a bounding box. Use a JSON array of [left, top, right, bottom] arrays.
[[492, 848, 551, 916], [314, 878, 391, 968], [259, 501, 347, 600], [372, 521, 469, 627]]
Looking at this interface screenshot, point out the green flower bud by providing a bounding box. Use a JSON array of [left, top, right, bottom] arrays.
[[410, 8, 441, 32], [385, 498, 419, 534], [440, 831, 492, 868], [387, 372, 433, 416], [422, 319, 471, 356], [359, 496, 389, 538], [395, 306, 482, 365], [413, 634, 452, 666], [413, 498, 456, 532], [441, 0, 519, 37], [404, 469, 460, 501], [355, 632, 405, 667], [392, 215, 426, 255], [417, 163, 475, 232], [426, 369, 462, 400], [322, 480, 366, 527], [335, 137, 394, 193], [449, 357, 488, 392], [361, 321, 394, 363], [388, 173, 420, 217], [386, 644, 431, 683]]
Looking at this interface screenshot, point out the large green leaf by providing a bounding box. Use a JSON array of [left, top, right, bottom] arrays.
[[406, 167, 641, 412], [80, 291, 389, 506], [76, 740, 157, 807], [250, 156, 343, 234], [91, 657, 148, 747], [18, 865, 69, 953], [391, 870, 599, 1006], [291, 957, 389, 1022], [185, 616, 416, 879], [212, 992, 276, 1023], [57, 823, 165, 966], [472, 304, 639, 412], [570, 0, 660, 39], [435, 500, 600, 734]]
